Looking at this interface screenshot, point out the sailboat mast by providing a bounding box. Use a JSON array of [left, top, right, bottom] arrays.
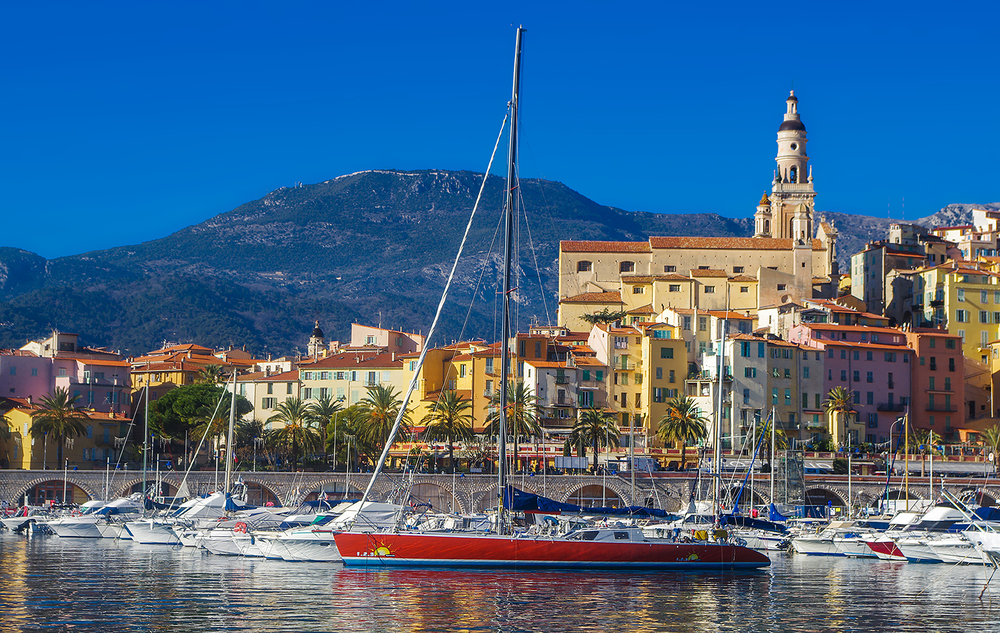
[[224, 370, 237, 492], [497, 26, 523, 527]]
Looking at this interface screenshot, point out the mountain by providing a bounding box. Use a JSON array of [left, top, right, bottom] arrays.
[[0, 169, 992, 356]]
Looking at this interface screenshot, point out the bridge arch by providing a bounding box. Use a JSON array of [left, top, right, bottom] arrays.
[[564, 484, 625, 508], [804, 487, 847, 508], [12, 477, 99, 505]]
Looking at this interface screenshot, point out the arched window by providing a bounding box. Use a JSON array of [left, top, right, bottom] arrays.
[[577, 260, 592, 272], [619, 261, 635, 273], [789, 166, 798, 183], [764, 219, 770, 233]]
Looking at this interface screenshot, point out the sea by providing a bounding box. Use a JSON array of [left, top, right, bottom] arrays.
[[1, 533, 999, 632]]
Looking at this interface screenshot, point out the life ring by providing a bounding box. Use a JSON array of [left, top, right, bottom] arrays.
[[70, 510, 81, 517], [233, 522, 248, 534]]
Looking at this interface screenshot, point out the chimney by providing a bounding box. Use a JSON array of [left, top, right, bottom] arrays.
[[391, 352, 396, 362], [27, 395, 32, 406]]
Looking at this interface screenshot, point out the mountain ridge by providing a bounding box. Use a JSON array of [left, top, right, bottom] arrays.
[[0, 169, 993, 355]]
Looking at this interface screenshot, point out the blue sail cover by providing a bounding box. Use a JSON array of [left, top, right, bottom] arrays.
[[503, 487, 674, 519], [768, 503, 789, 522], [720, 515, 788, 534]]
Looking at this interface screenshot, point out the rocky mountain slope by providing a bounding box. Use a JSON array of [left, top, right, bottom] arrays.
[[0, 169, 992, 355]]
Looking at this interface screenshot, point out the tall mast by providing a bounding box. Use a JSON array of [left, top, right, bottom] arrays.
[[497, 25, 524, 529], [224, 370, 237, 492]]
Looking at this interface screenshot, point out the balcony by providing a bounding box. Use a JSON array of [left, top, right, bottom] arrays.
[[877, 403, 906, 412], [554, 375, 569, 384], [930, 299, 944, 307], [804, 421, 827, 431]]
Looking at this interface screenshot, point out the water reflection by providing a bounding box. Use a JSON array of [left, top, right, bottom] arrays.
[[1, 534, 999, 632]]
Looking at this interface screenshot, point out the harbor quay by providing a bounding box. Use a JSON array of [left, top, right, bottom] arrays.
[[3, 469, 998, 515]]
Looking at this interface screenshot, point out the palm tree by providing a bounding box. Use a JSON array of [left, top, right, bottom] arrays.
[[656, 395, 708, 470], [357, 385, 411, 454], [910, 428, 943, 477], [308, 393, 343, 469], [570, 408, 621, 472], [267, 397, 321, 471], [981, 425, 1000, 473], [421, 390, 475, 473], [823, 386, 856, 447], [29, 388, 90, 469], [196, 364, 226, 385], [485, 381, 541, 471]]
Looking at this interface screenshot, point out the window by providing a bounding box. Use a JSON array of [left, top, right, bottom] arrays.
[[785, 389, 791, 405], [577, 260, 592, 272], [840, 370, 847, 381], [841, 350, 847, 359], [704, 286, 716, 294], [669, 370, 675, 383], [744, 367, 756, 378], [683, 316, 692, 330], [828, 349, 834, 358], [949, 358, 956, 372], [267, 383, 273, 395], [655, 367, 662, 380], [772, 388, 778, 405], [784, 368, 791, 378], [958, 288, 966, 302], [758, 343, 766, 358], [733, 266, 744, 273], [866, 351, 873, 361], [660, 347, 674, 359], [777, 284, 787, 292], [665, 265, 676, 272], [669, 284, 681, 292], [866, 371, 873, 383], [981, 311, 989, 324], [983, 290, 990, 304], [802, 392, 809, 408], [262, 397, 277, 409], [956, 309, 969, 323], [816, 393, 821, 409], [884, 352, 896, 362], [853, 390, 861, 404], [867, 391, 874, 405], [287, 383, 293, 394], [596, 371, 604, 381], [853, 350, 860, 360], [740, 286, 749, 293], [945, 376, 951, 391], [698, 317, 707, 331], [653, 388, 665, 403], [853, 370, 860, 382], [31, 368, 38, 376], [620, 261, 635, 273], [302, 388, 312, 400], [633, 286, 645, 294], [803, 366, 810, 379], [945, 339, 956, 350], [7, 366, 14, 376]]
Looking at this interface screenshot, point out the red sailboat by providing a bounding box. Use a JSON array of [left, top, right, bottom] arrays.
[[334, 26, 769, 571]]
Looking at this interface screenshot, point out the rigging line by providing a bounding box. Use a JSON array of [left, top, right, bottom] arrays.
[[168, 385, 232, 512], [515, 175, 552, 327], [351, 112, 510, 519]]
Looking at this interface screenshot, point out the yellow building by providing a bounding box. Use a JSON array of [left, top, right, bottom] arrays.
[[298, 351, 409, 408], [910, 263, 1000, 362], [638, 323, 688, 439], [130, 344, 236, 403], [0, 397, 130, 476], [403, 342, 501, 433]]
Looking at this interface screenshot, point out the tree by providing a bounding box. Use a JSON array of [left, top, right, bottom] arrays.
[[982, 425, 1000, 473], [656, 395, 708, 470], [196, 364, 227, 385], [823, 386, 856, 446], [308, 393, 344, 468], [910, 428, 943, 477], [570, 408, 621, 472], [148, 383, 253, 467], [485, 381, 541, 471], [268, 397, 321, 471], [421, 390, 475, 473], [233, 418, 267, 470], [357, 385, 412, 458], [29, 388, 89, 469], [579, 308, 628, 326]]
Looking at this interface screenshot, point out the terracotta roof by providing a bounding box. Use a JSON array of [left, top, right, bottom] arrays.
[[561, 241, 652, 253], [560, 291, 623, 303], [622, 274, 692, 282], [729, 275, 758, 282], [649, 236, 825, 251], [524, 360, 572, 369], [689, 269, 728, 278], [299, 352, 403, 369], [803, 324, 904, 334], [707, 311, 754, 319], [573, 357, 607, 367], [241, 370, 300, 382], [821, 341, 915, 352], [628, 304, 655, 314], [1, 349, 40, 357]]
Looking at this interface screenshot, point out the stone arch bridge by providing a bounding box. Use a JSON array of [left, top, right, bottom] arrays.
[[1, 470, 996, 514]]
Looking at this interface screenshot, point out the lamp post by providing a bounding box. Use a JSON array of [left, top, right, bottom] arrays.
[[331, 396, 345, 471]]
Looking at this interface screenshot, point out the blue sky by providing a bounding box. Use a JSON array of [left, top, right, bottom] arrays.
[[2, 2, 998, 259]]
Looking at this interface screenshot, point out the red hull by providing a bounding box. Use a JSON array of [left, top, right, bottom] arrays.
[[334, 532, 770, 569], [866, 538, 906, 561]]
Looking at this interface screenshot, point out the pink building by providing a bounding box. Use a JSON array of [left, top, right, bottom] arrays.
[[350, 324, 425, 355], [905, 329, 965, 441], [789, 324, 913, 446]]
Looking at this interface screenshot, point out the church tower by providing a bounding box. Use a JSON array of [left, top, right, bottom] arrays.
[[769, 90, 816, 241], [307, 321, 325, 359]]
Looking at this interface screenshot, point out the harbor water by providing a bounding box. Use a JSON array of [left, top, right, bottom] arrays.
[[2, 533, 999, 632]]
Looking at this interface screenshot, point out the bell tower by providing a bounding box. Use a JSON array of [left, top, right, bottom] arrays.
[[770, 91, 816, 241]]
